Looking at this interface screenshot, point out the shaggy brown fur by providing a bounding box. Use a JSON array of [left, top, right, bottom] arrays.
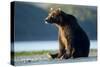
[[45, 8, 90, 59]]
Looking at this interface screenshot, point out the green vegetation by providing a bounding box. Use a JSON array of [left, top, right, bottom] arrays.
[[14, 49, 97, 57], [15, 50, 51, 56]]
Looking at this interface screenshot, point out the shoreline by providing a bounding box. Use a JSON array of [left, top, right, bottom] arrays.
[[13, 49, 97, 66], [14, 49, 97, 56]]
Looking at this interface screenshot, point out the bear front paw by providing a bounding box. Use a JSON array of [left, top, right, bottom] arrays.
[[47, 53, 52, 59]]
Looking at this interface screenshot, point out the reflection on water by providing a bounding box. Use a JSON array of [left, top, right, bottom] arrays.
[[13, 40, 97, 52]]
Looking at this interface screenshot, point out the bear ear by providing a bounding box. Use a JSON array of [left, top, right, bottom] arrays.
[[50, 8, 53, 11], [58, 8, 61, 11], [56, 8, 61, 13]]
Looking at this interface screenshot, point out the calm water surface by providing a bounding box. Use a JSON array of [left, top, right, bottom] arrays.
[[13, 40, 97, 52]]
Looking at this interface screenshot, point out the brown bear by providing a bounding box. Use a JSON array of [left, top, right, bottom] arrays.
[[45, 8, 90, 59]]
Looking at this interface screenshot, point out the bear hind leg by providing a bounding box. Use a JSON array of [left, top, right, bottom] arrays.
[[73, 50, 89, 58]]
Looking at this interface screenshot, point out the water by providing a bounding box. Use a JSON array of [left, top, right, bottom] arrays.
[[13, 40, 97, 52]]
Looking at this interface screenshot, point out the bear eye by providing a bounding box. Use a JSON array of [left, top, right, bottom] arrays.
[[51, 16, 54, 18], [53, 16, 57, 19]]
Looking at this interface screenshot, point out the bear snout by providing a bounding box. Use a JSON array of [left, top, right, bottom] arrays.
[[45, 18, 53, 24], [45, 18, 49, 24]]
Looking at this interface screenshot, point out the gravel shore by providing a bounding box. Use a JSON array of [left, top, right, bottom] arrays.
[[14, 49, 97, 66]]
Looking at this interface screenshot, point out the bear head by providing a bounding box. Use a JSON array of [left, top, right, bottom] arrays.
[[45, 8, 77, 26]]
